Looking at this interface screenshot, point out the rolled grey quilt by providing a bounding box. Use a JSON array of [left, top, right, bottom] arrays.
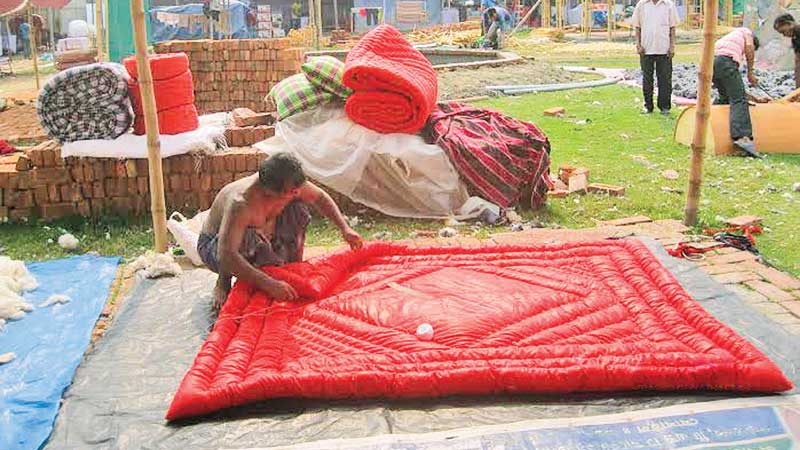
[[37, 63, 134, 143]]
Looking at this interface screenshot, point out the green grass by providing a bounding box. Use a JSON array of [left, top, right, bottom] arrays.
[[1, 85, 798, 276], [477, 86, 800, 275]]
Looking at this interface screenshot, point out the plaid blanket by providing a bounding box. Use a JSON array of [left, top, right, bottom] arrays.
[[37, 63, 133, 143], [423, 102, 553, 210]]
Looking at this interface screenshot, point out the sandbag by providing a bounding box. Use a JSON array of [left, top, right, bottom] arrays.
[[343, 24, 438, 134], [37, 63, 133, 143]]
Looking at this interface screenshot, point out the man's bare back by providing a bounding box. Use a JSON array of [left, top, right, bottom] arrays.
[[202, 174, 292, 243]]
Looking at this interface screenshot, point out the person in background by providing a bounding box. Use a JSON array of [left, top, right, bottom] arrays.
[[713, 27, 760, 157], [631, 0, 680, 115], [291, 0, 302, 30], [198, 153, 362, 310], [19, 21, 30, 58], [483, 7, 504, 49], [773, 14, 800, 88], [482, 4, 512, 36]]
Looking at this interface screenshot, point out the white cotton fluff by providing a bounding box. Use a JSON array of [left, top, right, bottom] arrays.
[[0, 352, 16, 365], [57, 233, 80, 251], [416, 323, 434, 341], [438, 227, 459, 238], [128, 251, 182, 279], [40, 294, 71, 308], [0, 256, 38, 322]]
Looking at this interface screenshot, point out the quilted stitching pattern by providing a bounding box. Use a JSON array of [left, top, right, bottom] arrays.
[[343, 24, 438, 134], [166, 240, 792, 420]]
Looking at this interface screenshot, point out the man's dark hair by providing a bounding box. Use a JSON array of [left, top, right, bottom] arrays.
[[258, 152, 306, 192], [753, 35, 760, 51], [487, 7, 497, 17], [774, 13, 795, 30]]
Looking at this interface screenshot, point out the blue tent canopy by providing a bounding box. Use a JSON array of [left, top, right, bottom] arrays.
[[150, 0, 251, 42]]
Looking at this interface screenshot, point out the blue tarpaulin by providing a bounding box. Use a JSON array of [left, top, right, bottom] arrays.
[[150, 0, 251, 42], [0, 255, 120, 450]]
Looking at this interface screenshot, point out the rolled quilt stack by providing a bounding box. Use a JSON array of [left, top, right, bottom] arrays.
[[123, 53, 199, 135], [343, 24, 438, 134], [37, 63, 134, 143]]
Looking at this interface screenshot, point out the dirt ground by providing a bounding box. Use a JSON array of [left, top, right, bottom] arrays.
[[0, 102, 48, 145], [437, 60, 589, 100]]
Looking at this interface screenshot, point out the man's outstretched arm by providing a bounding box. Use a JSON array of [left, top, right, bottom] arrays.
[[299, 182, 363, 249]]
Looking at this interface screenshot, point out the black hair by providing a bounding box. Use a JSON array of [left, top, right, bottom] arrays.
[[258, 152, 306, 192], [774, 13, 795, 30], [487, 7, 497, 17], [752, 35, 760, 50]]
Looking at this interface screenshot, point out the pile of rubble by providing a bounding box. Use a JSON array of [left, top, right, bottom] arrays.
[[623, 64, 796, 100]]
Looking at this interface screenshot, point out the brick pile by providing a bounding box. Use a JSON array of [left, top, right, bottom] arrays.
[[0, 141, 269, 222], [153, 38, 304, 114], [225, 107, 276, 147]]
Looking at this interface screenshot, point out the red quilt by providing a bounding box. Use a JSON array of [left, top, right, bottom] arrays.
[[166, 240, 792, 420], [343, 24, 438, 134]]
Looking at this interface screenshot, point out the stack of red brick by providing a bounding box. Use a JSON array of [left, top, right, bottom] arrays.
[[153, 38, 304, 114], [225, 107, 276, 147], [0, 141, 269, 222]]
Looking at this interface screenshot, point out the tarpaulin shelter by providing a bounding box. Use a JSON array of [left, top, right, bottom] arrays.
[[0, 0, 69, 17], [108, 0, 151, 62], [150, 0, 250, 42]]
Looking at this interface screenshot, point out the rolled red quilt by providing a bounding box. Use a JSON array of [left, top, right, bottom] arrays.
[[343, 24, 438, 134]]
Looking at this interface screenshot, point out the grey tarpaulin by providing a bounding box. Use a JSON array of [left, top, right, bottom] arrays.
[[45, 238, 800, 449]]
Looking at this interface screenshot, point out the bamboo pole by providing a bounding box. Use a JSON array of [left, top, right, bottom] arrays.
[[724, 0, 732, 26], [309, 0, 319, 49], [103, 0, 109, 58], [315, 0, 323, 49], [509, 0, 543, 35], [683, 0, 689, 29], [583, 0, 590, 38], [684, 0, 717, 227], [333, 0, 339, 29], [28, 4, 39, 90], [556, 0, 562, 29], [543, 0, 551, 28], [94, 0, 103, 60], [607, 0, 612, 41], [48, 8, 55, 53], [130, 0, 169, 253]]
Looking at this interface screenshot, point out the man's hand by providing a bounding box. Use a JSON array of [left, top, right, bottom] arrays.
[[668, 46, 675, 58], [636, 43, 645, 55], [342, 227, 363, 250], [266, 280, 298, 301], [748, 73, 759, 87]]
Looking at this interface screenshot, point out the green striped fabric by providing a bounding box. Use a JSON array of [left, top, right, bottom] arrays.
[[268, 73, 335, 121], [301, 56, 352, 99]]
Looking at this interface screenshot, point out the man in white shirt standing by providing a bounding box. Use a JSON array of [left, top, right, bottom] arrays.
[[632, 0, 680, 115]]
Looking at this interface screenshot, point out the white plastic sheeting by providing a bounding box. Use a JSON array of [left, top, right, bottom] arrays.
[[255, 106, 498, 220]]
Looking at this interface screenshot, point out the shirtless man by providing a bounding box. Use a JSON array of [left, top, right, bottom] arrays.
[[198, 152, 362, 310]]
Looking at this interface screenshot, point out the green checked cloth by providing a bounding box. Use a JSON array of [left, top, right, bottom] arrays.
[[268, 73, 335, 121], [301, 56, 352, 99]]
